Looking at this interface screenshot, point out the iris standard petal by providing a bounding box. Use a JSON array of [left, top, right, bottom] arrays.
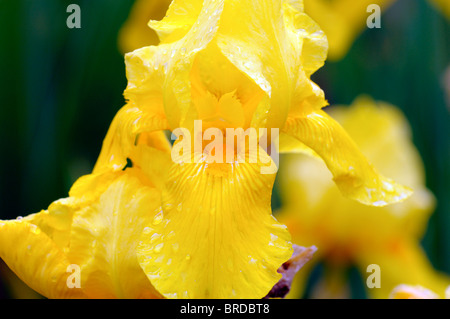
[[215, 0, 328, 129], [124, 0, 224, 130]]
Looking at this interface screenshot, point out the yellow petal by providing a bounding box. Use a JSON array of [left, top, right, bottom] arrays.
[[66, 171, 163, 299], [189, 44, 266, 130], [21, 199, 76, 250], [329, 97, 428, 189], [282, 109, 412, 206], [124, 0, 224, 130], [137, 150, 292, 298], [389, 284, 440, 299], [149, 0, 203, 44], [129, 142, 173, 191], [118, 0, 172, 53], [284, 2, 328, 77], [0, 220, 85, 299], [93, 103, 169, 173], [215, 0, 328, 129]]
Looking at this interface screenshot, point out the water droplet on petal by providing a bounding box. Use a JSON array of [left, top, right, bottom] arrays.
[[154, 243, 164, 253], [167, 231, 175, 239], [150, 233, 161, 243], [153, 211, 164, 225]]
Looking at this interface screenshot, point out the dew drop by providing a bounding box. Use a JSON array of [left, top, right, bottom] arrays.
[[167, 231, 175, 239], [382, 181, 394, 192], [152, 211, 164, 225], [30, 225, 41, 235], [150, 233, 161, 243], [154, 243, 164, 253], [172, 243, 179, 252]]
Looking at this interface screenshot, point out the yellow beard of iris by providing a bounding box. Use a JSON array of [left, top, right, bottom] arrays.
[[170, 119, 279, 175]]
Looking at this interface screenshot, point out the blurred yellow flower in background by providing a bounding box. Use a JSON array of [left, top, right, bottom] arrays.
[[302, 0, 394, 61], [390, 284, 450, 299], [429, 0, 450, 19], [276, 96, 450, 298]]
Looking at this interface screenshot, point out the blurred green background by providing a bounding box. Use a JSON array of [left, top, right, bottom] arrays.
[[0, 0, 448, 298]]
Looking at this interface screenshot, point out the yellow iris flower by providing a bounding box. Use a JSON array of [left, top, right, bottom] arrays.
[[276, 96, 450, 299], [1, 0, 411, 299], [390, 284, 450, 299]]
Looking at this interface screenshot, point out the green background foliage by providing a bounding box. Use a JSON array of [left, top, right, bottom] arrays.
[[0, 0, 448, 298]]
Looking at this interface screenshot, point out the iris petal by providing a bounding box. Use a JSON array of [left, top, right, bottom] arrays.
[[282, 109, 412, 206], [67, 171, 163, 299], [125, 0, 224, 130], [0, 219, 85, 299], [215, 0, 328, 129], [137, 150, 292, 298], [93, 103, 169, 173]]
